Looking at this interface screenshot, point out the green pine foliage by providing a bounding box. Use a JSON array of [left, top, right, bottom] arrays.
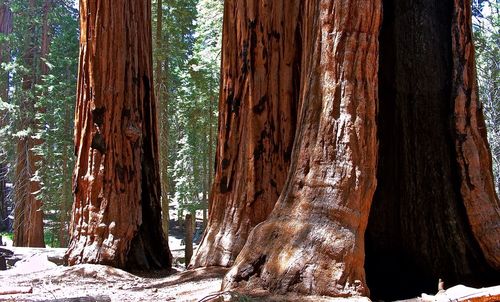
[[473, 0, 500, 194], [35, 2, 79, 248], [153, 0, 222, 221], [0, 0, 78, 247]]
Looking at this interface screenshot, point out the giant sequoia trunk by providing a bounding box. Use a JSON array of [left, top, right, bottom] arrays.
[[365, 0, 500, 300], [191, 0, 302, 267], [65, 0, 171, 270], [223, 0, 381, 296], [220, 0, 499, 299]]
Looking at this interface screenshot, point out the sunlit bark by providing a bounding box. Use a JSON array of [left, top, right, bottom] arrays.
[[191, 0, 302, 268], [65, 0, 171, 270]]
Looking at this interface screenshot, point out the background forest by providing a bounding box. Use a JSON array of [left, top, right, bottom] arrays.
[[0, 0, 497, 248]]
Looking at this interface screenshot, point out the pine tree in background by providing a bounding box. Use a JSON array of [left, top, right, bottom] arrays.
[[190, 0, 223, 227], [0, 0, 78, 247], [12, 0, 47, 247], [152, 0, 222, 228], [473, 0, 500, 194], [36, 0, 78, 247], [0, 1, 13, 233]]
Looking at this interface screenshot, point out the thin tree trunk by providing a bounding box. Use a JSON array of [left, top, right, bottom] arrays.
[[191, 0, 302, 268], [0, 3, 11, 103], [0, 2, 12, 232], [26, 0, 51, 248], [185, 213, 193, 268], [205, 93, 215, 224], [59, 95, 72, 248], [156, 0, 170, 238], [223, 0, 381, 296], [65, 0, 171, 270], [13, 0, 45, 248]]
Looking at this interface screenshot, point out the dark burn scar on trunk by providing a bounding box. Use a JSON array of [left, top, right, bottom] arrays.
[[222, 158, 230, 170], [253, 95, 268, 114], [91, 132, 106, 154], [219, 176, 230, 193], [233, 254, 267, 283], [116, 164, 126, 183], [91, 107, 105, 127]]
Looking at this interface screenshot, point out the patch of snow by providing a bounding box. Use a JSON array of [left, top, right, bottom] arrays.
[[4, 253, 57, 275]]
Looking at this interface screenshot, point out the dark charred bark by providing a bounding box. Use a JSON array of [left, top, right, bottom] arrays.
[[191, 0, 302, 268], [65, 0, 171, 270], [365, 0, 500, 300]]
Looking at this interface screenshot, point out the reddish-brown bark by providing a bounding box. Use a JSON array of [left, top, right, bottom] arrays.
[[204, 0, 500, 299], [191, 0, 302, 268], [451, 0, 500, 270], [223, 0, 381, 296], [65, 0, 171, 270]]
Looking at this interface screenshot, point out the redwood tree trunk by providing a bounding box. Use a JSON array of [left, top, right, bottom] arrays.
[[223, 0, 381, 296], [65, 0, 171, 270], [365, 0, 500, 300], [222, 0, 499, 299], [191, 0, 302, 268]]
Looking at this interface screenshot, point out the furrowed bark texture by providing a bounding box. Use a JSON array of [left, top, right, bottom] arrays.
[[191, 0, 302, 267], [65, 0, 171, 270], [365, 0, 500, 300], [223, 0, 381, 296], [451, 0, 500, 270]]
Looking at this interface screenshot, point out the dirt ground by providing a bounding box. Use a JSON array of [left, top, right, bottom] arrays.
[[0, 247, 372, 302], [1, 247, 498, 302]]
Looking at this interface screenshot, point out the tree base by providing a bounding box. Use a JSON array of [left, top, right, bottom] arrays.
[[223, 217, 369, 297]]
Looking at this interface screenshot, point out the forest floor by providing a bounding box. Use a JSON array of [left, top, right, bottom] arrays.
[[0, 246, 372, 302], [1, 235, 499, 302]]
